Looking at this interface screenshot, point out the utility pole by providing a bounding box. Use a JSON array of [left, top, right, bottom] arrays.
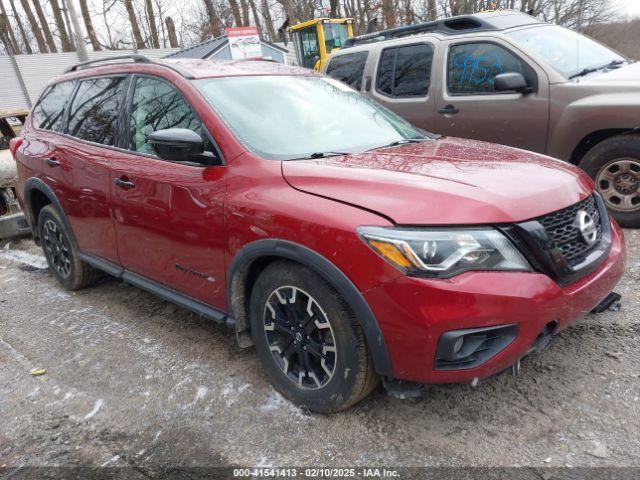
[[66, 0, 88, 61]]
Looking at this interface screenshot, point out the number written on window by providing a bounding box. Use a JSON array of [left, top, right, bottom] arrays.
[[448, 43, 533, 95]]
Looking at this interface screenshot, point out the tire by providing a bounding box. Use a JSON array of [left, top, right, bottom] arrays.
[[37, 205, 99, 290], [249, 260, 378, 413], [579, 134, 640, 228]]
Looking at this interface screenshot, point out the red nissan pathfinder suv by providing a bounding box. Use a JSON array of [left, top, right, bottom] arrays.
[[11, 56, 625, 412]]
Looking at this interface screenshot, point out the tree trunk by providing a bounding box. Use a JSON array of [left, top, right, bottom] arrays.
[[381, 0, 395, 28], [78, 0, 101, 50], [0, 0, 20, 53], [260, 0, 275, 40], [240, 0, 250, 26], [276, 0, 296, 25], [427, 0, 437, 20], [60, 0, 77, 48], [248, 0, 260, 31], [32, 0, 57, 51], [7, 0, 31, 53], [229, 0, 243, 27], [123, 0, 145, 49], [201, 0, 222, 37], [144, 0, 159, 47], [165, 15, 178, 47], [19, 0, 47, 51], [49, 0, 73, 51], [329, 0, 339, 17]]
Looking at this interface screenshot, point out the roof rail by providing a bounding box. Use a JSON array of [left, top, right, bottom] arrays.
[[64, 54, 152, 73], [345, 16, 495, 47]]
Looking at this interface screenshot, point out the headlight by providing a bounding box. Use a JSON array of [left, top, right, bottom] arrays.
[[358, 226, 531, 278]]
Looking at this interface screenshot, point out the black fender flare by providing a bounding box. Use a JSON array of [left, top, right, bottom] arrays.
[[227, 238, 394, 377], [23, 177, 77, 246]]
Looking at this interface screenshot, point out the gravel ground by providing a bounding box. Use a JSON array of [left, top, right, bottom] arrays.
[[0, 231, 638, 471]]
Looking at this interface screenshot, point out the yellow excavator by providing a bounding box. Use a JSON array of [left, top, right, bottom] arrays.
[[288, 18, 354, 70]]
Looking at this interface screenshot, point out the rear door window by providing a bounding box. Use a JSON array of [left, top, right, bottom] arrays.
[[128, 76, 215, 157], [326, 51, 369, 90], [447, 42, 535, 95], [376, 43, 433, 97], [67, 76, 128, 145], [31, 81, 75, 132]]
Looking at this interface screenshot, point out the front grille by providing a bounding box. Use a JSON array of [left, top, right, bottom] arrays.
[[535, 195, 603, 266]]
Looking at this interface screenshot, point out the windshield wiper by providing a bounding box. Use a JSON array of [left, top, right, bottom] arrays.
[[366, 138, 428, 152], [285, 151, 349, 161], [569, 59, 627, 79]]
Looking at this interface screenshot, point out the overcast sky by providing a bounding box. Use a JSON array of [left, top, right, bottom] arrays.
[[617, 0, 640, 18]]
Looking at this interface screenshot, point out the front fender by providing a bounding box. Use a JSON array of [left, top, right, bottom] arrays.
[[227, 238, 394, 377]]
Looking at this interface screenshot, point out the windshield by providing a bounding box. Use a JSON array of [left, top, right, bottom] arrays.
[[323, 23, 350, 51], [506, 25, 625, 79], [195, 75, 428, 160]]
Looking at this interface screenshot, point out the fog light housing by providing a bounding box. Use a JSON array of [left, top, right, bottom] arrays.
[[435, 324, 519, 370]]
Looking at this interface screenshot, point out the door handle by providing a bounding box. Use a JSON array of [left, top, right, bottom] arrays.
[[364, 76, 372, 92], [438, 105, 460, 115], [114, 177, 135, 190], [45, 158, 60, 167]]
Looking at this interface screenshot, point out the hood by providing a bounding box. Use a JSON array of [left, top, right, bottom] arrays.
[[282, 137, 594, 225], [581, 61, 640, 87]]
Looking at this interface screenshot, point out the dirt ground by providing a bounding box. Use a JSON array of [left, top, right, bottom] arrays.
[[0, 230, 638, 471]]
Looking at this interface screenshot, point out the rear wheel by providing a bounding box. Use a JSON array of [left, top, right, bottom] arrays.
[[580, 134, 640, 228], [249, 261, 378, 412], [37, 205, 99, 290]]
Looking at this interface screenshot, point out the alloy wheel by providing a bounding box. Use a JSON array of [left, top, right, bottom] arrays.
[[43, 219, 72, 278], [596, 158, 640, 212], [262, 286, 337, 390]]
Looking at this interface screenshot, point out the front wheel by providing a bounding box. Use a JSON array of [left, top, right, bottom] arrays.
[[580, 134, 640, 228], [249, 261, 378, 413]]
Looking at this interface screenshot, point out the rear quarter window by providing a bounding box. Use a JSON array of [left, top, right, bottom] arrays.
[[67, 77, 128, 146], [326, 51, 369, 90], [376, 43, 433, 98], [31, 81, 75, 132]]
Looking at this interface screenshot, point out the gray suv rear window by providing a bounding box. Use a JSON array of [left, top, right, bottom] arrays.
[[326, 51, 369, 90], [376, 43, 433, 97]]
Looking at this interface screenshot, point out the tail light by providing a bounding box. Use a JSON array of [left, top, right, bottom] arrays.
[[9, 137, 23, 160]]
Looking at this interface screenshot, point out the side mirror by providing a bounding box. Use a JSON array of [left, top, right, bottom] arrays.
[[494, 72, 533, 94], [148, 128, 204, 162]]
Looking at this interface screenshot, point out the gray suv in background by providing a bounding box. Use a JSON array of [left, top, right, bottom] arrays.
[[324, 10, 640, 227]]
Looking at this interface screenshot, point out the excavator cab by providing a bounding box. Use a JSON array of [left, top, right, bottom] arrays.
[[289, 18, 354, 70]]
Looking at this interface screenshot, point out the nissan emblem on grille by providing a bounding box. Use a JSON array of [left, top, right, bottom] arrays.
[[575, 210, 598, 246]]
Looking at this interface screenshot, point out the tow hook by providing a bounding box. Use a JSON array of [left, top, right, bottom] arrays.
[[591, 292, 622, 314], [382, 377, 424, 399]]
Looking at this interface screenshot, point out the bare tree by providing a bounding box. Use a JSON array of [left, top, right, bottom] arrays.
[[50, 0, 74, 51], [0, 0, 20, 52], [165, 14, 178, 46], [260, 0, 276, 39], [145, 0, 160, 47], [122, 0, 145, 48], [19, 0, 47, 51], [78, 0, 101, 50], [229, 0, 243, 26], [32, 0, 58, 51], [7, 0, 32, 53]]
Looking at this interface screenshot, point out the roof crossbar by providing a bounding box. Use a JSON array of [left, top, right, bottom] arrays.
[[64, 54, 152, 73]]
